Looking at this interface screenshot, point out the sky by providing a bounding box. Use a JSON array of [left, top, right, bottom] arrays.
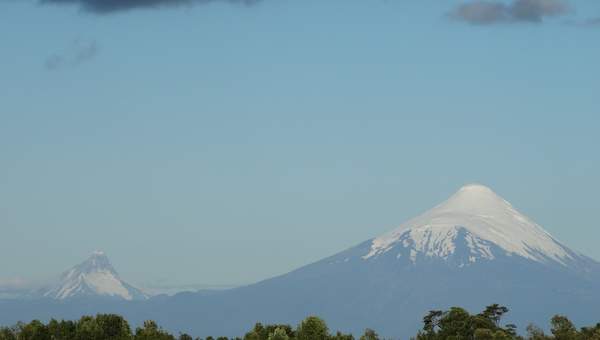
[[1, 0, 600, 294]]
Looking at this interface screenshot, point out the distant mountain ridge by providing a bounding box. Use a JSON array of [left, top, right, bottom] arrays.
[[41, 251, 148, 301]]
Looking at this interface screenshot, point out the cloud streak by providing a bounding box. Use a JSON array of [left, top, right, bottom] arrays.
[[40, 0, 260, 14], [45, 39, 99, 71], [450, 0, 569, 25], [0, 277, 34, 298], [0, 277, 29, 289], [581, 17, 600, 27]]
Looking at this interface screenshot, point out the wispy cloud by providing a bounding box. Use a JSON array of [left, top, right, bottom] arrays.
[[450, 0, 569, 25], [580, 17, 600, 27], [0, 277, 29, 289], [40, 0, 260, 14], [0, 277, 34, 298], [45, 39, 99, 71]]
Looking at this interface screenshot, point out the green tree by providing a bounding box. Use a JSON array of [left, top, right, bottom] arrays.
[[526, 324, 548, 340], [0, 327, 16, 340], [267, 328, 289, 340], [474, 328, 514, 340], [244, 323, 265, 340], [135, 320, 175, 340], [581, 323, 600, 340], [480, 304, 509, 327], [415, 305, 518, 340], [550, 315, 579, 340], [242, 332, 259, 340], [421, 310, 444, 337], [47, 319, 77, 340], [474, 328, 495, 340], [332, 330, 355, 340], [96, 314, 132, 340], [296, 316, 328, 340], [436, 307, 472, 339], [18, 320, 50, 340], [75, 316, 103, 340], [264, 325, 293, 340], [359, 328, 378, 340]]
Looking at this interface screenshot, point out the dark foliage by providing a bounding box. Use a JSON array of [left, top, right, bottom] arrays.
[[1, 305, 599, 340]]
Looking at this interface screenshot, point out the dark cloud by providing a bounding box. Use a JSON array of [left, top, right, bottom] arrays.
[[45, 39, 99, 71], [450, 0, 569, 25], [40, 0, 260, 14]]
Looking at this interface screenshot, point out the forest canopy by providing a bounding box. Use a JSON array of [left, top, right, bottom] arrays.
[[1, 304, 598, 340]]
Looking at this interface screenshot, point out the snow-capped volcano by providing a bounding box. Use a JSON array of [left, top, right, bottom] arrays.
[[363, 184, 578, 266], [146, 183, 595, 337], [42, 251, 148, 301]]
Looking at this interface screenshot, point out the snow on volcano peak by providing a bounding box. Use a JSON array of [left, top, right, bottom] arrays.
[[43, 251, 148, 301], [363, 184, 574, 265]]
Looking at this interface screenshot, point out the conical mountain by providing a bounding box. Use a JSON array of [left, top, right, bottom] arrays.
[[135, 184, 599, 338], [42, 251, 148, 301]]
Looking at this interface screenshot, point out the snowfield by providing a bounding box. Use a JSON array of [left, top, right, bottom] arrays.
[[364, 184, 574, 265]]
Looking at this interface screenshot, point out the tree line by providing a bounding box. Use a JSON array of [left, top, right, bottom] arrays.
[[1, 304, 599, 340]]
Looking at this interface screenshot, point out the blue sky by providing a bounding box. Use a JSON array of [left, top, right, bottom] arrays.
[[1, 0, 599, 291]]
